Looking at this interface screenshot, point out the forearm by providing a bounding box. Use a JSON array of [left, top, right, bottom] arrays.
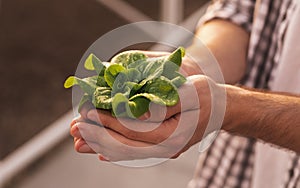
[[223, 85, 300, 153], [188, 19, 250, 84]]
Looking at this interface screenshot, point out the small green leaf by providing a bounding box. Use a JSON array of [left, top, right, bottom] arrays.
[[78, 93, 91, 112], [64, 76, 97, 96], [129, 97, 150, 118], [126, 68, 142, 83], [84, 54, 106, 75], [143, 76, 179, 106], [167, 47, 185, 67], [96, 76, 108, 87], [93, 87, 113, 109], [112, 93, 134, 118], [162, 61, 180, 79], [127, 59, 148, 70], [111, 51, 147, 68], [111, 69, 141, 97], [64, 76, 77, 88], [171, 72, 187, 88], [84, 54, 95, 70], [130, 93, 165, 105], [104, 64, 126, 88], [112, 93, 150, 118], [142, 58, 164, 79], [111, 71, 128, 95], [124, 82, 141, 97]]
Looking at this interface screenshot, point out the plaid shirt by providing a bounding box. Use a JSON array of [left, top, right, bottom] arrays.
[[188, 0, 300, 187]]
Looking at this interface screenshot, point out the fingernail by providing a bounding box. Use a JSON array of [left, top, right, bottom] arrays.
[[99, 155, 109, 161], [87, 110, 98, 122]]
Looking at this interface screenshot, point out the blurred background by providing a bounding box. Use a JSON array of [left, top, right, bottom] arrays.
[[0, 0, 209, 187]]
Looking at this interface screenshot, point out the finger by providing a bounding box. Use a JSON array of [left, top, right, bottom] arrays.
[[76, 118, 200, 161], [70, 123, 82, 138], [83, 109, 203, 161], [86, 102, 203, 157], [86, 110, 177, 144], [70, 116, 85, 128], [74, 137, 96, 153], [76, 122, 172, 161], [77, 122, 153, 147]]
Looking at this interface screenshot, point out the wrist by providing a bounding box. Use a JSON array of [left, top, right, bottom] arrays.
[[222, 85, 252, 134]]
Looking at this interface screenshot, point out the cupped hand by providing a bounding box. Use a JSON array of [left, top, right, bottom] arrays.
[[70, 75, 222, 162]]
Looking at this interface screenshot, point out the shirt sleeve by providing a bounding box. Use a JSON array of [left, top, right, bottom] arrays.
[[198, 0, 256, 32]]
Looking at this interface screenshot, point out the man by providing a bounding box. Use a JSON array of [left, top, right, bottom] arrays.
[[70, 0, 300, 187]]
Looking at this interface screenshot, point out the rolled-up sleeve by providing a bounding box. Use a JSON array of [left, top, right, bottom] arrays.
[[198, 0, 256, 32]]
